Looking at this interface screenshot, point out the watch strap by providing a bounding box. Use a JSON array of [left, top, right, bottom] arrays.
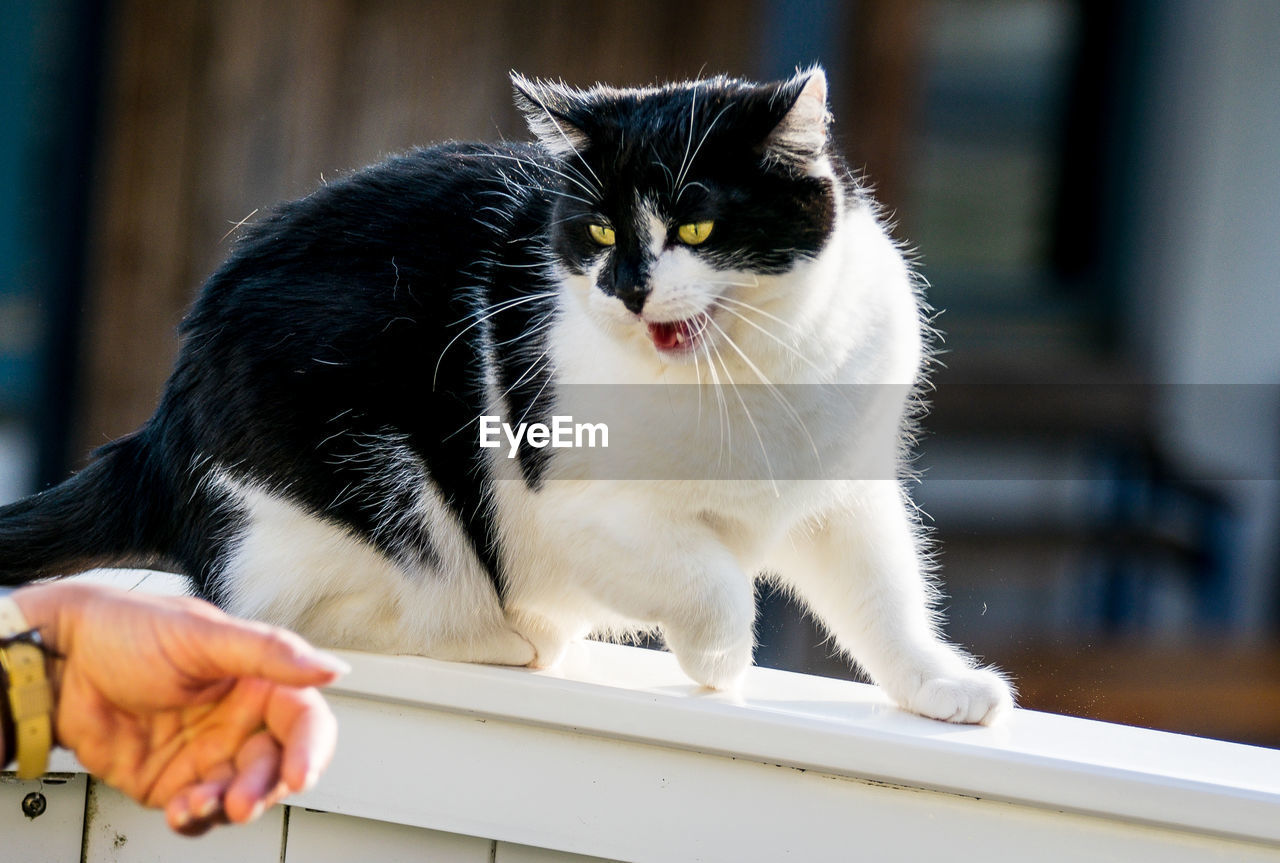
[[0, 597, 53, 779]]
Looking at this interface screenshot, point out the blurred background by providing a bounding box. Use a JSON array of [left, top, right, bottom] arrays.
[[1, 0, 1277, 744]]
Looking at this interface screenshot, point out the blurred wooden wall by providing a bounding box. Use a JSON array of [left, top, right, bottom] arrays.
[[76, 0, 920, 453]]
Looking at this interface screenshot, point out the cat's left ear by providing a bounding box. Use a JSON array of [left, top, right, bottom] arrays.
[[511, 72, 591, 158], [761, 67, 831, 166]]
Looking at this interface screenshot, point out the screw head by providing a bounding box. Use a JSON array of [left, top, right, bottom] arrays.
[[21, 791, 47, 819]]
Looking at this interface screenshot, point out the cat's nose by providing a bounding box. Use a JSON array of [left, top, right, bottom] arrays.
[[615, 283, 650, 315], [606, 257, 651, 314]]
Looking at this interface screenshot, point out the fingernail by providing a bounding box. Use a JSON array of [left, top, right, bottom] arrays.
[[247, 800, 266, 822], [303, 765, 321, 792], [172, 807, 192, 828], [195, 796, 219, 819], [313, 651, 351, 676]]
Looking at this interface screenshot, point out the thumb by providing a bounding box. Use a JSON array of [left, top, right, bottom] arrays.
[[177, 609, 351, 687]]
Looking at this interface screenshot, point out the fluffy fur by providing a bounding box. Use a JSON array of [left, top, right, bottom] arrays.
[[0, 69, 1012, 723]]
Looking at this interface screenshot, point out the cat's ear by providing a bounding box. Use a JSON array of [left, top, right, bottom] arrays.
[[510, 72, 591, 158], [761, 67, 831, 167]]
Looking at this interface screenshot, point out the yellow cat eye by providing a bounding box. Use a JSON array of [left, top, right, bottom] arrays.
[[677, 220, 714, 246], [587, 224, 616, 246]]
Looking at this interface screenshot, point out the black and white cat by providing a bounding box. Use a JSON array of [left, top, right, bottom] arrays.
[[0, 69, 1012, 723]]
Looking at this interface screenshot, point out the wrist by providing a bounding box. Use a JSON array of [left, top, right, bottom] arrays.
[[11, 581, 79, 653], [0, 658, 14, 767], [12, 581, 83, 703], [1, 589, 58, 778], [11, 583, 83, 749]]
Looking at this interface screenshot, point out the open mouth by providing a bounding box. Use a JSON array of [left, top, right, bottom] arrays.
[[646, 312, 711, 354]]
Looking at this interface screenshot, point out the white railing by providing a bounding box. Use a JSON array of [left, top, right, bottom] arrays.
[[5, 638, 1280, 861]]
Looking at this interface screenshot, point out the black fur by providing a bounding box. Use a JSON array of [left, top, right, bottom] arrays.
[[0, 73, 834, 605]]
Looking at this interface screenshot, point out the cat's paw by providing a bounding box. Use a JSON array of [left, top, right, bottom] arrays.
[[670, 636, 753, 691], [525, 635, 570, 670], [905, 667, 1013, 725], [432, 628, 537, 667], [507, 612, 574, 670]]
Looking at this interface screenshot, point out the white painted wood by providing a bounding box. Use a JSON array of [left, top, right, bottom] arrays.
[[496, 841, 620, 862], [0, 772, 87, 863], [285, 807, 491, 862], [295, 693, 1280, 863], [307, 641, 1280, 846], [82, 779, 283, 863], [67, 568, 190, 595], [26, 634, 1280, 861]]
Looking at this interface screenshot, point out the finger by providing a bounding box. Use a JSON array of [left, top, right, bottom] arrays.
[[186, 678, 272, 746], [162, 595, 228, 615], [165, 764, 234, 834], [145, 701, 243, 809], [142, 717, 205, 808], [180, 615, 351, 689], [168, 800, 230, 837], [223, 731, 284, 823], [167, 796, 230, 837], [265, 685, 339, 793], [94, 724, 153, 803], [148, 752, 200, 811]]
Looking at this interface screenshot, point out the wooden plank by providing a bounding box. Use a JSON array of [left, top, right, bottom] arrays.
[[28, 637, 1280, 860], [0, 772, 87, 863], [286, 643, 1280, 858], [83, 778, 283, 862], [496, 841, 620, 863], [286, 806, 492, 862], [296, 685, 1280, 861]]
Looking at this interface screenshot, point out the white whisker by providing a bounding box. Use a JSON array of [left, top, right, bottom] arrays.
[[710, 299, 824, 375], [705, 315, 822, 469], [676, 103, 734, 203], [433, 292, 555, 389], [675, 89, 698, 196], [715, 293, 804, 337], [707, 331, 778, 494], [519, 89, 605, 193], [220, 208, 259, 243], [480, 152, 600, 204], [699, 335, 731, 473]]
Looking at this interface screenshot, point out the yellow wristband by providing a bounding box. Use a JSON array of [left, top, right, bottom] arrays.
[[0, 597, 53, 780]]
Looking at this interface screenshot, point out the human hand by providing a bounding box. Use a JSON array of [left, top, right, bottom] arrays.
[[12, 581, 345, 835]]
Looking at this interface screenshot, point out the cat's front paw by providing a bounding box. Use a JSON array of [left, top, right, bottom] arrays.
[[668, 634, 753, 691], [431, 628, 537, 667], [906, 667, 1013, 725]]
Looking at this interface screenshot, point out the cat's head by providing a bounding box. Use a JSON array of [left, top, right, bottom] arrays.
[[513, 69, 840, 361]]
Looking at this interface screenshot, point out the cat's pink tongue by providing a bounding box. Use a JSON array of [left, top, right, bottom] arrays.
[[647, 320, 683, 350], [647, 316, 706, 352]]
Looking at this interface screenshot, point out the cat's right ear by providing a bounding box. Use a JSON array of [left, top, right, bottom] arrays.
[[511, 72, 591, 158], [761, 67, 831, 167]]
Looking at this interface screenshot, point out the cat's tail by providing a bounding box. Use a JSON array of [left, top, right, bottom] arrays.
[[0, 433, 172, 585]]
